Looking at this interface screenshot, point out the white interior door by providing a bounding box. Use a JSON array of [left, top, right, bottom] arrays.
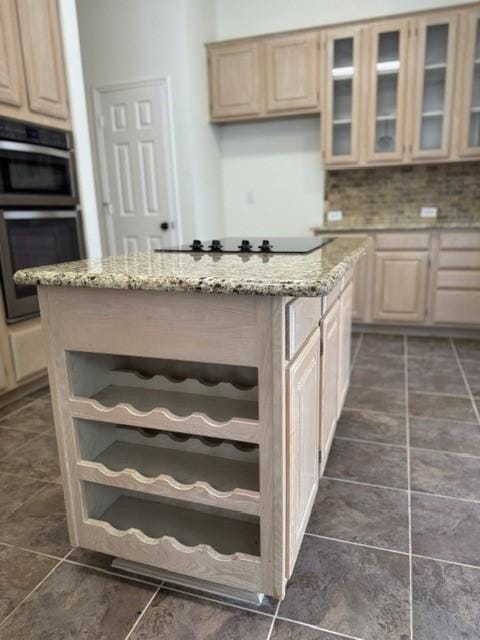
[[94, 79, 180, 254]]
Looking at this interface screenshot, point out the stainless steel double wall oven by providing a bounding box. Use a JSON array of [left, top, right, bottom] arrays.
[[0, 118, 84, 322]]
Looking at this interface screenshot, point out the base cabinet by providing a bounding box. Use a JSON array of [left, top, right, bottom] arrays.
[[338, 282, 353, 412], [320, 297, 341, 475], [286, 328, 320, 575]]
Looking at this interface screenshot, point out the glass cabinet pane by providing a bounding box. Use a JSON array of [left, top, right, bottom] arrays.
[[331, 37, 354, 156], [419, 23, 450, 151], [468, 19, 480, 148], [374, 31, 400, 153]]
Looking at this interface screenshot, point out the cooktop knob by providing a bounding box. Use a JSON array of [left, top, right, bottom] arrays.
[[209, 239, 223, 252], [190, 239, 204, 251], [238, 239, 252, 252], [259, 239, 273, 252]]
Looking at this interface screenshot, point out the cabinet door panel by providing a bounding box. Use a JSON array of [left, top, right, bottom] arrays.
[[209, 42, 262, 119], [320, 298, 340, 475], [456, 8, 480, 157], [266, 32, 318, 113], [323, 27, 362, 166], [434, 290, 480, 326], [366, 20, 410, 163], [0, 0, 24, 107], [16, 0, 69, 121], [410, 13, 457, 160], [287, 329, 320, 574], [373, 251, 429, 322], [338, 283, 353, 413]]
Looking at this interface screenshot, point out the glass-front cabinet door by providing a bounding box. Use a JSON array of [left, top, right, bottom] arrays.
[[411, 14, 457, 159], [457, 8, 480, 157], [323, 27, 362, 165], [366, 21, 410, 163]]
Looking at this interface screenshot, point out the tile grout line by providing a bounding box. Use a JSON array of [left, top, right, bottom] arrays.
[[322, 474, 408, 493], [336, 434, 480, 460], [276, 615, 366, 640], [0, 391, 49, 424], [304, 531, 409, 556], [412, 553, 480, 572], [335, 434, 407, 449], [265, 600, 281, 640], [0, 541, 69, 563], [0, 468, 61, 486], [62, 558, 164, 588], [351, 332, 363, 370], [123, 584, 162, 640], [404, 336, 414, 640], [450, 337, 480, 425], [350, 382, 473, 400], [0, 548, 72, 629], [342, 405, 478, 426]]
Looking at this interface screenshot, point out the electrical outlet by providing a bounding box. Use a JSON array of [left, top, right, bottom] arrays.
[[420, 206, 438, 218], [327, 209, 343, 222]]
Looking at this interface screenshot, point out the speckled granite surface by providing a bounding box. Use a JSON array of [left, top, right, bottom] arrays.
[[312, 220, 480, 234], [14, 237, 366, 297]]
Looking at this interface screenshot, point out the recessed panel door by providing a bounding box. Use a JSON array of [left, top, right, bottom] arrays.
[[456, 9, 480, 158], [96, 80, 180, 254]]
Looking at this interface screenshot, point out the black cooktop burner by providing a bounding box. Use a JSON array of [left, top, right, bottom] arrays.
[[156, 237, 334, 254]]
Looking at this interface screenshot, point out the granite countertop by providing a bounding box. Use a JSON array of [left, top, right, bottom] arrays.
[[14, 237, 366, 297], [312, 219, 480, 234]]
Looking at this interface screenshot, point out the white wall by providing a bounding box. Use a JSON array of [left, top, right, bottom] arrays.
[[75, 0, 223, 250], [215, 0, 469, 234]]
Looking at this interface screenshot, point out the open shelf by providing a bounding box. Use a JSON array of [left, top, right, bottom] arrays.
[[75, 420, 260, 515], [68, 352, 259, 440]]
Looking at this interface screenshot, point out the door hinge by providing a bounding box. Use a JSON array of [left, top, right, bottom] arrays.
[[97, 114, 105, 128]]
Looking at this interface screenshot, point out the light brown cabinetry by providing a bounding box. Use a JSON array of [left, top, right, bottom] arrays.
[[209, 33, 320, 121], [322, 26, 362, 165], [286, 328, 320, 573], [373, 251, 429, 323], [338, 282, 353, 412], [456, 7, 480, 157], [320, 297, 340, 474], [208, 42, 262, 119], [0, 0, 24, 108], [9, 318, 46, 382], [0, 0, 69, 128], [265, 32, 318, 114], [410, 13, 457, 160]]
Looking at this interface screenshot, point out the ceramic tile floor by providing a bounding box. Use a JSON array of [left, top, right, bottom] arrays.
[[0, 334, 479, 639]]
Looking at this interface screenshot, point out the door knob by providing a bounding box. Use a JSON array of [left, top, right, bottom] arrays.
[[160, 222, 169, 230]]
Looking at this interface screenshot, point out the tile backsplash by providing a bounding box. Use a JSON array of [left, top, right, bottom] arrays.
[[325, 163, 480, 226]]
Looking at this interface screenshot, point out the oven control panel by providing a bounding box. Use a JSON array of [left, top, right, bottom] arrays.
[[0, 118, 69, 150]]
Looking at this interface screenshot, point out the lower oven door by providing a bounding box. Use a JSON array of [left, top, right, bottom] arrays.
[[0, 209, 83, 322]]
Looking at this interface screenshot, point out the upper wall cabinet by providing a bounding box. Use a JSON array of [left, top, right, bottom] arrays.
[[208, 32, 320, 121], [208, 42, 262, 119], [410, 13, 457, 160], [0, 0, 24, 108], [456, 7, 480, 158], [265, 32, 318, 113], [0, 0, 70, 128], [322, 26, 362, 165], [365, 20, 410, 164]]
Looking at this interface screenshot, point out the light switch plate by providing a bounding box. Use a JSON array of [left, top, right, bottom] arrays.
[[327, 209, 343, 222], [420, 206, 438, 218]]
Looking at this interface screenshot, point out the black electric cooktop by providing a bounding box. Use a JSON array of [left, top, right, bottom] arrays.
[[156, 237, 334, 254]]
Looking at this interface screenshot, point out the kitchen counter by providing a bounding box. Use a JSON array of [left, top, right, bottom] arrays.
[[14, 237, 366, 297], [312, 219, 480, 234]]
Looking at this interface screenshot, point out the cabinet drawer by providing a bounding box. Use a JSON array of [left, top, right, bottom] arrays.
[[286, 297, 322, 360], [438, 251, 480, 269], [9, 319, 46, 382], [434, 290, 480, 326], [437, 270, 480, 289], [375, 233, 430, 250], [440, 232, 480, 249]]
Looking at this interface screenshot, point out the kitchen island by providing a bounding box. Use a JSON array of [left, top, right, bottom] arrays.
[[14, 237, 365, 602]]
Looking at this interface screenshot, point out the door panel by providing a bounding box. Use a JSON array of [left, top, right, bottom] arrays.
[[287, 329, 320, 574], [323, 26, 363, 166], [320, 298, 340, 475], [96, 80, 179, 254], [16, 0, 69, 122], [366, 20, 410, 163], [265, 32, 318, 113], [209, 43, 262, 119], [338, 283, 353, 413], [456, 8, 480, 158], [0, 0, 24, 108], [410, 13, 457, 160], [373, 251, 429, 322]]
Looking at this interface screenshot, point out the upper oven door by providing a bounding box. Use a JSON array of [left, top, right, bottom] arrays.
[[0, 141, 77, 207]]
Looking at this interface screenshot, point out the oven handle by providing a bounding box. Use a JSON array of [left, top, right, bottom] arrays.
[[0, 140, 70, 159], [3, 210, 78, 220]]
